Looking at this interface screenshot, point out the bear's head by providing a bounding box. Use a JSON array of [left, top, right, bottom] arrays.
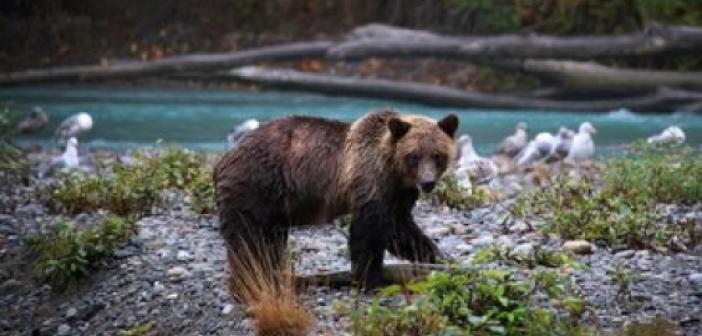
[[388, 114, 459, 193]]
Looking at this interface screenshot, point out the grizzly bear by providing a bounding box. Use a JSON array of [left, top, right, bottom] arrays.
[[214, 109, 459, 288]]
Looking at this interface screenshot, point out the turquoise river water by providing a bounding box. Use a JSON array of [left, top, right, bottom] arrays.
[[1, 85, 701, 155]]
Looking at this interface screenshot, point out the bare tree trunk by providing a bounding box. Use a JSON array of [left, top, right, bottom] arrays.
[[296, 263, 452, 288], [0, 42, 332, 85], [484, 59, 702, 93], [221, 66, 702, 112], [331, 23, 702, 61]]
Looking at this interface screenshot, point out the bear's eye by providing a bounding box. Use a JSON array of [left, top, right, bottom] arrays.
[[406, 153, 420, 168]]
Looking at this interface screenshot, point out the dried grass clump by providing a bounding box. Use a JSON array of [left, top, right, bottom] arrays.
[[227, 242, 311, 336]]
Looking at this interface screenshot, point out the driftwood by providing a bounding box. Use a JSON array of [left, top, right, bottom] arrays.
[[330, 23, 702, 61], [486, 59, 702, 93], [296, 263, 452, 288], [223, 66, 702, 112], [0, 41, 332, 85]]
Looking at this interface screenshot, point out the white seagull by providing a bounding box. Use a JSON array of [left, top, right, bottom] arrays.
[[546, 127, 576, 162], [227, 119, 260, 148], [516, 132, 555, 167], [55, 112, 93, 142], [566, 122, 597, 163], [455, 134, 498, 187], [37, 137, 80, 179], [496, 122, 528, 158], [647, 126, 685, 145]]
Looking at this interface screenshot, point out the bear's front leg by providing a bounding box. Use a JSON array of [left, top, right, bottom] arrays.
[[387, 190, 441, 263], [349, 201, 390, 289]]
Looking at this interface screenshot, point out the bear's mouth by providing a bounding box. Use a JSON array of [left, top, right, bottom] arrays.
[[419, 181, 436, 193]]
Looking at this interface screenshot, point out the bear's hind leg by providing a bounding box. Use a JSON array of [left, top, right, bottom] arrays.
[[219, 203, 289, 274]]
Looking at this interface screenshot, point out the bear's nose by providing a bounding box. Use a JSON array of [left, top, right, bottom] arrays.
[[419, 181, 436, 193]]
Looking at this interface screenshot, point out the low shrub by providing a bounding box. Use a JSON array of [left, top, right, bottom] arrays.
[[39, 147, 215, 216], [423, 174, 494, 210], [351, 268, 590, 336], [472, 243, 583, 270], [24, 215, 135, 287], [515, 143, 702, 249]]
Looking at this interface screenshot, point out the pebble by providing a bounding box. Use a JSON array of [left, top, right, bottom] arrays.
[[166, 293, 179, 300], [166, 266, 190, 279], [222, 304, 234, 315], [563, 240, 594, 255], [472, 235, 494, 247], [176, 250, 192, 261], [57, 324, 71, 335], [65, 307, 77, 319], [690, 273, 702, 285]]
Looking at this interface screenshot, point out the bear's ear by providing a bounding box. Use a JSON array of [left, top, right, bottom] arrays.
[[438, 114, 459, 138], [388, 117, 411, 140]]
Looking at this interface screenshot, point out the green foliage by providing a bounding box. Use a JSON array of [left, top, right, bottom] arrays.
[[446, 0, 521, 33], [352, 268, 590, 336], [39, 147, 215, 216], [423, 174, 493, 210], [23, 215, 135, 287], [515, 143, 702, 250], [604, 142, 702, 205], [0, 103, 31, 196]]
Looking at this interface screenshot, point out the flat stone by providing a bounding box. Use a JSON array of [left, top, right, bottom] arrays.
[[563, 240, 594, 255], [472, 235, 494, 248], [690, 273, 702, 285], [176, 250, 192, 261], [166, 266, 190, 279]]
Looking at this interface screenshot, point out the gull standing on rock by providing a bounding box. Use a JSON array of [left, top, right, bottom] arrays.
[[37, 137, 80, 179], [516, 131, 555, 167], [55, 112, 93, 143], [546, 127, 576, 162], [647, 126, 685, 145], [455, 134, 498, 188], [17, 106, 49, 134], [496, 122, 528, 158], [227, 119, 260, 149], [566, 122, 597, 163]]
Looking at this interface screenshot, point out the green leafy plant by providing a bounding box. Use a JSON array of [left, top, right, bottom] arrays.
[[24, 215, 135, 287], [423, 174, 494, 210], [39, 147, 215, 217], [472, 243, 584, 270], [514, 143, 702, 250], [351, 268, 591, 336]]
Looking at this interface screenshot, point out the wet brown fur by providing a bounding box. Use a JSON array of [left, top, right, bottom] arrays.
[[214, 109, 458, 288]]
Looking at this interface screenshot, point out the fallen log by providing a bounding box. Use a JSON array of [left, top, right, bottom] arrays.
[[485, 59, 702, 93], [296, 263, 452, 288], [330, 23, 702, 61], [0, 41, 332, 85], [222, 66, 702, 112]]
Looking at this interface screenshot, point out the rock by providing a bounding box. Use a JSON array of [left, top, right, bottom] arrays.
[[690, 273, 702, 285], [57, 324, 71, 335], [222, 304, 234, 315], [166, 293, 179, 300], [563, 240, 593, 255], [509, 220, 530, 233], [512, 243, 534, 259], [426, 227, 451, 237], [153, 281, 165, 294], [166, 266, 190, 279], [65, 308, 77, 319], [0, 279, 22, 292], [496, 235, 514, 249], [176, 250, 192, 261], [614, 250, 635, 258], [472, 235, 494, 248]]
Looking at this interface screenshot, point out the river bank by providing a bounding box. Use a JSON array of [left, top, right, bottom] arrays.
[[1, 146, 701, 335]]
